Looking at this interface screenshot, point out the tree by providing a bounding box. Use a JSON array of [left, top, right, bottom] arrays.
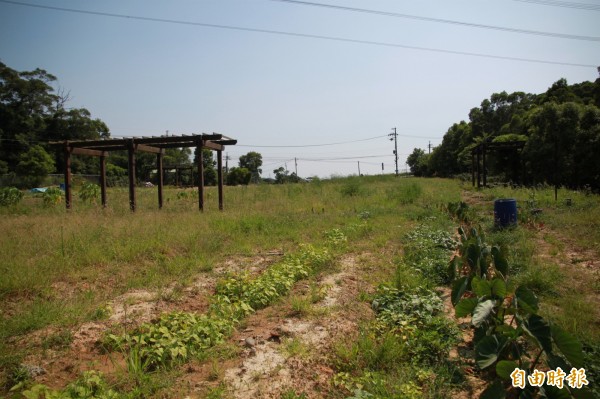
[[15, 145, 55, 187], [46, 108, 110, 174], [0, 62, 58, 173], [226, 167, 251, 185], [0, 62, 111, 180], [239, 152, 263, 183], [423, 78, 600, 190], [273, 166, 301, 184], [406, 148, 430, 177]]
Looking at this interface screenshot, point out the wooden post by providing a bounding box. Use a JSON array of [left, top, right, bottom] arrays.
[[127, 140, 136, 212], [217, 149, 224, 211], [197, 143, 204, 211], [64, 143, 72, 209], [157, 152, 163, 209], [100, 154, 107, 208]]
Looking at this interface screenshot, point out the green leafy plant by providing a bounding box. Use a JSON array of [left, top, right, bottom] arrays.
[[372, 286, 459, 364], [18, 371, 118, 399], [0, 187, 23, 206], [449, 226, 588, 398], [446, 201, 473, 223], [42, 187, 64, 207], [403, 226, 456, 284], [78, 182, 100, 204]]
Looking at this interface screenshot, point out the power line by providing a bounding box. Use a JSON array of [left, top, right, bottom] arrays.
[[511, 0, 600, 11], [236, 135, 388, 148], [268, 0, 600, 41], [300, 154, 390, 160], [0, 0, 595, 68]]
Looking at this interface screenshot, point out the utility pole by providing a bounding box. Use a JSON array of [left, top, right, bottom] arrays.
[[357, 161, 361, 176], [389, 128, 399, 176], [428, 141, 432, 154], [381, 162, 384, 175], [294, 157, 298, 176], [225, 153, 230, 174]]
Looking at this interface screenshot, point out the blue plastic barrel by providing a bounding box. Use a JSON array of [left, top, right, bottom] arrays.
[[494, 199, 517, 228]]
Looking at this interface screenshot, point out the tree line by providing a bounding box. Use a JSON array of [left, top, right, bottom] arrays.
[[407, 78, 600, 190], [0, 62, 271, 188]]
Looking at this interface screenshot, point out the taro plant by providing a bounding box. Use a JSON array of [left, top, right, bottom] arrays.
[[449, 227, 589, 398], [446, 201, 473, 223]]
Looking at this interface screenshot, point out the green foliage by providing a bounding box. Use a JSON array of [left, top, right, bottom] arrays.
[[238, 151, 263, 183], [449, 226, 587, 398], [418, 79, 600, 189], [0, 187, 23, 206], [340, 178, 364, 197], [386, 181, 423, 205], [446, 201, 474, 223], [78, 182, 100, 204], [19, 371, 118, 399], [272, 166, 301, 184], [324, 228, 347, 246], [15, 145, 55, 188], [226, 167, 251, 186], [42, 187, 64, 206], [372, 286, 459, 364], [406, 148, 430, 177], [280, 389, 308, 399], [106, 312, 234, 370], [1, 62, 112, 183], [403, 226, 456, 284]]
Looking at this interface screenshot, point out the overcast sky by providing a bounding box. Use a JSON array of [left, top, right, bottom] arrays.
[[1, 0, 598, 178]]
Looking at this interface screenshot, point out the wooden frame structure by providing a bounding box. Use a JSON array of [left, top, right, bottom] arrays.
[[471, 140, 526, 188], [52, 133, 237, 211]]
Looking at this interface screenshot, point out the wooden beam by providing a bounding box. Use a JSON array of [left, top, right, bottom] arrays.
[[217, 150, 223, 211], [203, 140, 224, 151], [70, 147, 109, 157], [135, 143, 164, 154], [215, 139, 237, 145]]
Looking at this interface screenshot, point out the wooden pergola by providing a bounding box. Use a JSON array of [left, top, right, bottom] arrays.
[[471, 140, 526, 188], [52, 133, 237, 211]]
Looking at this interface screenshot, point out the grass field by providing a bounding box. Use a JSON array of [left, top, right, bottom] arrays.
[[1, 176, 598, 398]]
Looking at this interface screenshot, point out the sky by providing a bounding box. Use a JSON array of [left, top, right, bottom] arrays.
[[1, 0, 598, 178]]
